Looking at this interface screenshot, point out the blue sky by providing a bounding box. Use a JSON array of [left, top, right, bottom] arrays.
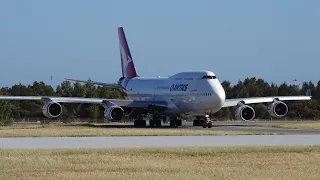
[[0, 0, 319, 88]]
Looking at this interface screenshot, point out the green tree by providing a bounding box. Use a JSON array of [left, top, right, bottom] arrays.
[[89, 104, 100, 121], [254, 104, 269, 119], [1, 77, 320, 122], [0, 90, 13, 126]]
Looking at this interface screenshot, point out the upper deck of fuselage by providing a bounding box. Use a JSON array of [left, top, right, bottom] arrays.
[[125, 71, 218, 92], [168, 70, 216, 80], [129, 70, 217, 81]]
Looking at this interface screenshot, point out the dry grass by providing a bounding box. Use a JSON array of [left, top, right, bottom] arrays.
[[0, 146, 320, 180], [273, 122, 320, 130], [0, 123, 279, 137]]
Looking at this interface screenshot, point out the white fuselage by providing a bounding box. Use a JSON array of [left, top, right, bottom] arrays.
[[122, 71, 226, 115]]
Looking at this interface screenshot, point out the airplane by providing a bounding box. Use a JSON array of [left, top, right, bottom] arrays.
[[0, 27, 312, 128]]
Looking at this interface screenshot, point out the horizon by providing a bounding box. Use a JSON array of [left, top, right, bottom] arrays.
[[1, 75, 317, 90]]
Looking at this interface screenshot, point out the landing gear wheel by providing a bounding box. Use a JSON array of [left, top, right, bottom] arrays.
[[203, 120, 213, 128], [156, 119, 161, 127], [150, 115, 162, 127], [151, 119, 161, 127], [170, 120, 176, 127], [170, 117, 182, 127], [202, 121, 207, 128], [149, 119, 154, 127], [176, 120, 182, 126], [134, 119, 146, 127]]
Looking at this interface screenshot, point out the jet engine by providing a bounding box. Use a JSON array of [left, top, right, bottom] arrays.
[[104, 103, 124, 121], [268, 101, 288, 118], [235, 105, 255, 121], [42, 101, 62, 118]]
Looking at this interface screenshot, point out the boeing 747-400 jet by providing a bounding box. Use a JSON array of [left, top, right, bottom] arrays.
[[0, 27, 312, 128]]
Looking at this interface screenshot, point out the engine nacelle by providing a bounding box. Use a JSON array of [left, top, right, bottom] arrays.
[[42, 101, 62, 118], [268, 101, 288, 118], [104, 104, 124, 121], [235, 105, 255, 121]]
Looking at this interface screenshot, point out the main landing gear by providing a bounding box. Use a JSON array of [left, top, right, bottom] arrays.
[[149, 115, 162, 127], [193, 115, 213, 128], [202, 119, 213, 128], [169, 116, 182, 127], [133, 118, 146, 127], [133, 115, 182, 128]]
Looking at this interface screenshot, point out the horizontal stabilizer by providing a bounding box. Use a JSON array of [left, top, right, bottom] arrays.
[[65, 78, 123, 89]]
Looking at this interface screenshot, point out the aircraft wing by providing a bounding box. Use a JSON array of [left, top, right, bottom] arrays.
[[65, 78, 123, 89], [223, 96, 312, 107], [0, 96, 169, 109]]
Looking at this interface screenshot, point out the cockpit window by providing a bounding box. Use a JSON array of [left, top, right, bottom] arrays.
[[202, 75, 216, 79]]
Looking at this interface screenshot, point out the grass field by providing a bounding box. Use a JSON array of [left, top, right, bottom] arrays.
[[272, 122, 320, 130], [1, 146, 320, 180], [0, 123, 278, 137]]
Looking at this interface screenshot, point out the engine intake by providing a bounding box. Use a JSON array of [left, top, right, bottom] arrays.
[[268, 101, 288, 117], [104, 104, 124, 121], [235, 105, 255, 121], [42, 101, 62, 118]]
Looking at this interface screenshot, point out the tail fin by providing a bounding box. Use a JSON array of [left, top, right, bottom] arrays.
[[118, 27, 138, 78]]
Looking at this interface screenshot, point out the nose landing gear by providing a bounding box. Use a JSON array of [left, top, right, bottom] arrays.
[[202, 119, 213, 128], [193, 113, 213, 128]]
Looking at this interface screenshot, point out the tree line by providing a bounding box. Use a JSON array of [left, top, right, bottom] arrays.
[[0, 77, 320, 125]]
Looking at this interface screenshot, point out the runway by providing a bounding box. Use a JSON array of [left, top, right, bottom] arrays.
[[1, 121, 320, 149], [1, 135, 320, 149], [196, 121, 320, 134], [82, 120, 320, 135]]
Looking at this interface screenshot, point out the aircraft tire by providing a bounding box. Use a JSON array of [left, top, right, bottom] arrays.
[[176, 120, 182, 126], [202, 121, 207, 128], [170, 117, 182, 127], [207, 121, 213, 128], [170, 120, 176, 127], [155, 119, 161, 127], [142, 120, 146, 127], [134, 119, 146, 127], [149, 119, 155, 127]]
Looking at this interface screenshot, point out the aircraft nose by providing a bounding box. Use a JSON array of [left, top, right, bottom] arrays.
[[210, 80, 226, 108], [208, 80, 226, 110], [213, 89, 226, 108]]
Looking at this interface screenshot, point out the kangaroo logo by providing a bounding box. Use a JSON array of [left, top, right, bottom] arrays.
[[120, 45, 134, 77]]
